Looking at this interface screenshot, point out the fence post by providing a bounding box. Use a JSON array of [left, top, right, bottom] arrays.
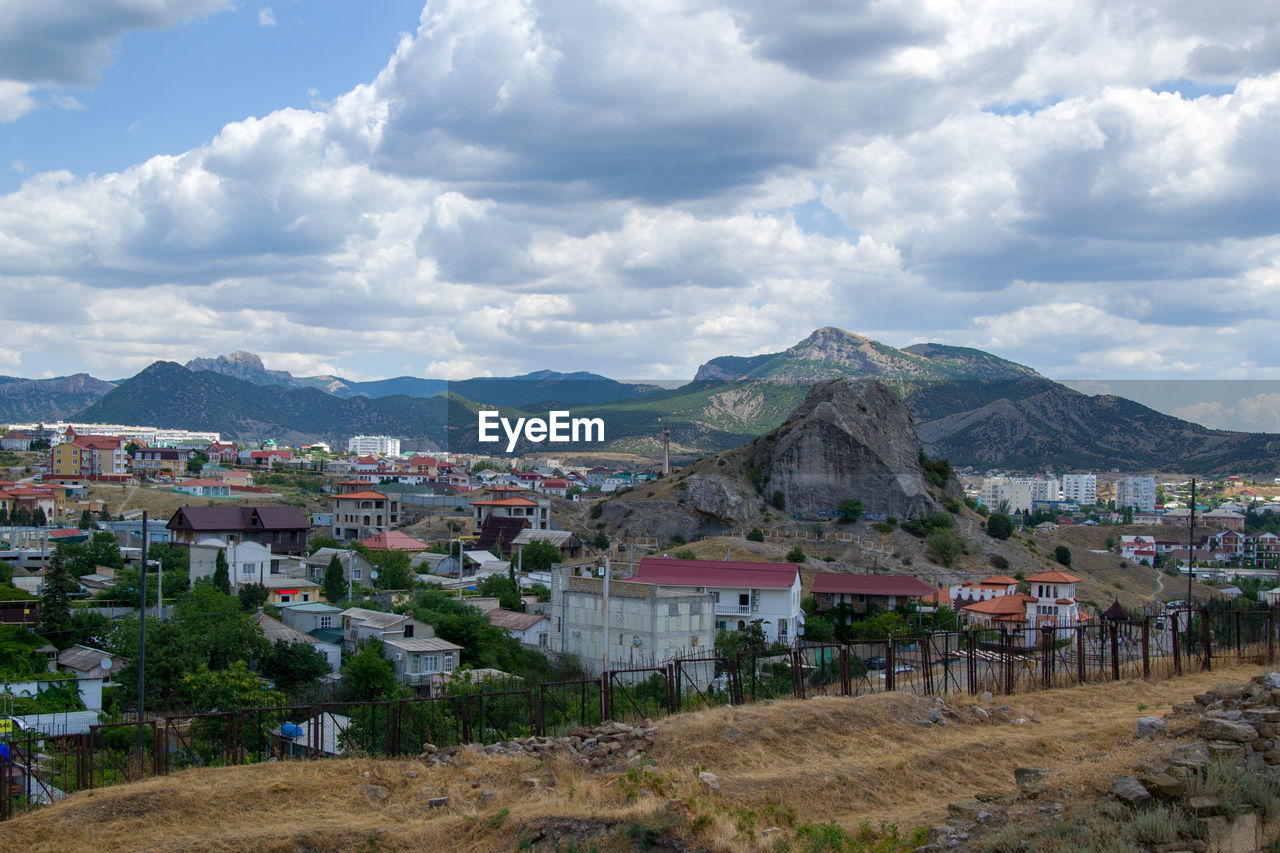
[[1172, 614, 1181, 676], [1040, 627, 1051, 690], [535, 687, 545, 737], [1201, 608, 1212, 672], [886, 637, 896, 692], [791, 648, 806, 700], [921, 633, 934, 696], [966, 631, 977, 696], [839, 646, 851, 697], [1235, 610, 1243, 659], [1142, 617, 1150, 679], [1076, 627, 1086, 684], [1109, 621, 1120, 681], [601, 674, 611, 722]]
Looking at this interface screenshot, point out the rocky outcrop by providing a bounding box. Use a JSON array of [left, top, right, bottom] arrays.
[[682, 474, 751, 524], [753, 378, 940, 520]]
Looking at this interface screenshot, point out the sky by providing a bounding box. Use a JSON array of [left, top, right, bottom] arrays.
[[2, 1, 1280, 428]]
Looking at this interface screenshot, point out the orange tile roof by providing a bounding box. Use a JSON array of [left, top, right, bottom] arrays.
[[980, 575, 1019, 585], [962, 594, 1032, 616], [1026, 570, 1081, 583], [334, 490, 390, 500]]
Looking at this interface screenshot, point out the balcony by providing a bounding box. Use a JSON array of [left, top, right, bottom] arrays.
[[715, 603, 751, 616]]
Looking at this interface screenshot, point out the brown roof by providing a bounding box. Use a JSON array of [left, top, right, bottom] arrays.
[[1026, 570, 1082, 584], [488, 609, 548, 632], [963, 594, 1032, 617], [167, 505, 308, 532], [811, 573, 936, 597]]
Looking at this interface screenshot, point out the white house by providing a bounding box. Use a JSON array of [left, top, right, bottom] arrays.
[[625, 557, 804, 645], [189, 538, 309, 592], [487, 609, 550, 647]]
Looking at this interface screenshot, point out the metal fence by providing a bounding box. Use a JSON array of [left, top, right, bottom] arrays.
[[2, 607, 1275, 821]]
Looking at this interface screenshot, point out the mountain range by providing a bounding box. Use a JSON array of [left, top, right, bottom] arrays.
[[2, 329, 1276, 474]]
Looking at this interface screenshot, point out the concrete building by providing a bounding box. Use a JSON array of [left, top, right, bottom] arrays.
[[346, 435, 401, 456], [549, 566, 715, 680], [331, 490, 401, 542], [1060, 473, 1097, 506], [1115, 476, 1157, 512], [980, 476, 1062, 515]]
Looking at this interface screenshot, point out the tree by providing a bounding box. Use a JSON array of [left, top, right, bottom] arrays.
[[237, 582, 269, 611], [98, 503, 111, 521], [673, 548, 697, 560], [478, 574, 523, 611], [212, 549, 231, 595], [746, 528, 764, 542], [1054, 546, 1072, 567], [837, 499, 863, 524], [986, 513, 1014, 540], [39, 548, 78, 647], [186, 450, 208, 475], [340, 640, 401, 702], [926, 529, 962, 567], [592, 530, 609, 550], [785, 546, 806, 564], [772, 490, 786, 510], [182, 660, 284, 712], [32, 507, 46, 527], [370, 549, 415, 590], [530, 582, 551, 602], [259, 639, 331, 693], [516, 539, 561, 573], [802, 617, 836, 643], [323, 554, 346, 603], [78, 508, 95, 530]]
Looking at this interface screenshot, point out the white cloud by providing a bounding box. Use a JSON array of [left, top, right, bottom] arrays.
[[258, 7, 275, 27], [3, 0, 1280, 384], [0, 0, 233, 121]]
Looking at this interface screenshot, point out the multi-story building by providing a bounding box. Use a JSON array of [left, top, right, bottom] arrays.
[[331, 490, 401, 542], [166, 505, 310, 555], [980, 476, 1061, 514], [1115, 476, 1157, 512], [626, 557, 804, 645], [347, 435, 401, 456], [132, 447, 194, 476], [1060, 473, 1097, 506], [548, 566, 716, 680], [50, 433, 128, 479]]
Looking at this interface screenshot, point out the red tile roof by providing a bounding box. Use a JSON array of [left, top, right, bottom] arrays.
[[629, 558, 800, 589], [1026, 570, 1081, 584], [470, 497, 539, 507], [962, 594, 1032, 617], [811, 573, 936, 597], [334, 490, 390, 501], [360, 531, 428, 552]]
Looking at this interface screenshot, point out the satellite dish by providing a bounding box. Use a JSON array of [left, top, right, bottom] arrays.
[[370, 571, 379, 581], [100, 658, 112, 671]]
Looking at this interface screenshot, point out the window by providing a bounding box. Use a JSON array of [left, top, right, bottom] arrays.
[[410, 654, 420, 674], [668, 601, 679, 616], [319, 615, 332, 630], [301, 593, 311, 602], [352, 569, 361, 581], [738, 593, 749, 607], [423, 655, 439, 673], [779, 618, 788, 636], [690, 601, 701, 616], [279, 595, 291, 603], [242, 563, 255, 576]]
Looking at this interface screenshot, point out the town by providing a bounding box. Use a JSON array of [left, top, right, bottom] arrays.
[[2, 418, 1277, 769]]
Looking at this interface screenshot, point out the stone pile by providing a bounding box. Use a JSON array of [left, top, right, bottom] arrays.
[[418, 719, 660, 774]]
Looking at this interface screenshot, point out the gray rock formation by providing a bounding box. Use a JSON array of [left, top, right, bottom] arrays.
[[753, 378, 940, 520]]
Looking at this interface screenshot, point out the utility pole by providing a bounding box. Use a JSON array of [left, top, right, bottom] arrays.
[[1187, 478, 1196, 607], [602, 556, 611, 676], [136, 511, 148, 765]]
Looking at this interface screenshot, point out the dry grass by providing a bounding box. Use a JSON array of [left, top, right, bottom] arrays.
[[0, 663, 1268, 852]]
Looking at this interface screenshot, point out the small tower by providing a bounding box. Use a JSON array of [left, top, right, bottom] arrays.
[[662, 424, 671, 476]]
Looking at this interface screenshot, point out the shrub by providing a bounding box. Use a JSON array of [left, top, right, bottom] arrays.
[[986, 514, 1014, 540], [925, 530, 963, 567], [772, 490, 785, 510], [1054, 545, 1072, 567], [746, 528, 765, 542], [785, 546, 806, 564], [989, 554, 1010, 570]]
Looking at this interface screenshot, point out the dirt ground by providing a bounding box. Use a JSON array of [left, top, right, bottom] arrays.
[[0, 663, 1268, 853]]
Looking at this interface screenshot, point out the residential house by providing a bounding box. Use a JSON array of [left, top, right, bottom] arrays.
[[205, 442, 239, 464], [51, 435, 129, 480], [470, 493, 552, 533], [360, 530, 427, 552], [188, 538, 317, 604], [306, 547, 377, 587], [331, 490, 401, 542], [548, 565, 715, 680], [276, 601, 345, 651], [810, 573, 936, 623], [536, 478, 572, 497], [488, 609, 550, 647], [961, 569, 1089, 644], [132, 447, 193, 477], [511, 528, 582, 562], [167, 505, 310, 555], [340, 607, 435, 653], [382, 635, 462, 689], [172, 478, 231, 498], [0, 431, 33, 451], [55, 645, 118, 711], [625, 557, 804, 645], [253, 610, 340, 673]]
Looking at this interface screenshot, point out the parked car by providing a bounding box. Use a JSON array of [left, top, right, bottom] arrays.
[[877, 664, 915, 679], [865, 656, 887, 670]]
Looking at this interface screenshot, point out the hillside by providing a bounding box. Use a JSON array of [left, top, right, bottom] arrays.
[[74, 362, 456, 447], [0, 373, 116, 421], [0, 664, 1265, 852]]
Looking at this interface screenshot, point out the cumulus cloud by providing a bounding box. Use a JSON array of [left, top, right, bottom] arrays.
[[0, 0, 232, 120], [258, 7, 276, 27], [2, 0, 1280, 385]]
